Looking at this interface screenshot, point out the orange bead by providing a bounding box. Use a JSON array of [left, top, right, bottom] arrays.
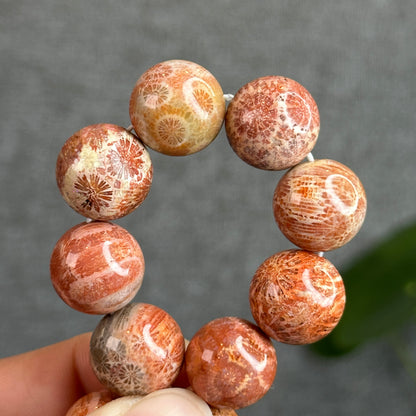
[[210, 407, 239, 416], [273, 159, 367, 251], [185, 317, 277, 409], [129, 60, 226, 156], [249, 250, 346, 345], [65, 391, 113, 416], [50, 221, 145, 314], [225, 76, 320, 170], [56, 123, 153, 220], [90, 303, 185, 396]]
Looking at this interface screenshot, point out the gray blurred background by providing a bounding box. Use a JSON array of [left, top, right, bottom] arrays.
[[1, 1, 415, 415]]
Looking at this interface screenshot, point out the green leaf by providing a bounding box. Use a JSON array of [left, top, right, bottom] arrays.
[[311, 220, 416, 356]]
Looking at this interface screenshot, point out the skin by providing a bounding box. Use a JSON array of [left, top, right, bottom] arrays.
[[0, 333, 104, 416]]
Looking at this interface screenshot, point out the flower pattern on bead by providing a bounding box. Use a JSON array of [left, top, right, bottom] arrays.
[[91, 346, 113, 376], [74, 173, 113, 213], [113, 362, 145, 393], [141, 62, 173, 83], [283, 91, 313, 129], [140, 83, 171, 108], [157, 116, 187, 146], [233, 92, 278, 140], [107, 138, 146, 180]]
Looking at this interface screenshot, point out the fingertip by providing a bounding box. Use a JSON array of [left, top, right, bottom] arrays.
[[124, 388, 212, 416], [72, 332, 107, 393]]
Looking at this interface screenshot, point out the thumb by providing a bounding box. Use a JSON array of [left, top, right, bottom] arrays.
[[125, 388, 212, 416], [91, 388, 212, 416]]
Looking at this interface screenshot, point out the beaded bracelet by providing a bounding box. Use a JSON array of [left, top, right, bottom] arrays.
[[52, 59, 367, 415]]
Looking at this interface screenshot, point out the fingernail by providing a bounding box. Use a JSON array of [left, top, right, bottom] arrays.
[[88, 395, 144, 415], [125, 388, 212, 416]]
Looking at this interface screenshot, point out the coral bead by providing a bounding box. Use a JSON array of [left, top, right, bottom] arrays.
[[56, 123, 153, 220], [185, 317, 277, 409], [273, 159, 367, 251], [50, 221, 145, 314], [210, 407, 239, 416], [249, 250, 346, 345], [225, 76, 320, 170], [90, 303, 185, 396], [65, 391, 113, 416], [129, 59, 226, 156]]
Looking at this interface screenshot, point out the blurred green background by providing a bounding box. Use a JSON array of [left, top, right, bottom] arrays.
[[312, 221, 416, 380]]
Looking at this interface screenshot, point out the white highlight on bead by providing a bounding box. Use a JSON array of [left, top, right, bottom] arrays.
[[103, 241, 130, 277], [143, 323, 167, 359], [279, 91, 313, 134], [236, 335, 267, 372], [66, 251, 79, 269], [201, 348, 214, 362], [183, 77, 214, 119], [223, 93, 235, 102], [302, 269, 336, 308], [306, 152, 315, 162], [325, 174, 359, 216], [317, 251, 324, 257], [106, 335, 122, 351]]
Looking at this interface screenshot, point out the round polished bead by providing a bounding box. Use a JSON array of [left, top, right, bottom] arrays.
[[273, 159, 367, 251], [50, 221, 145, 314], [90, 303, 185, 397], [185, 317, 277, 409], [249, 250, 345, 345], [65, 391, 113, 416], [225, 76, 320, 170], [210, 407, 239, 416], [129, 59, 226, 156], [56, 123, 153, 220]]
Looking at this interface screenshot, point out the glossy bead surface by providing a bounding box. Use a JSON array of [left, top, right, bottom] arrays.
[[90, 303, 185, 396], [50, 221, 145, 314], [56, 123, 153, 220], [129, 59, 225, 156], [185, 317, 277, 409], [225, 76, 320, 170], [273, 159, 367, 251], [249, 250, 345, 345], [210, 407, 239, 416], [65, 391, 113, 416]]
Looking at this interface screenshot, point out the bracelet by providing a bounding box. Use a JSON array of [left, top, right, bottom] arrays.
[[54, 59, 367, 415]]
